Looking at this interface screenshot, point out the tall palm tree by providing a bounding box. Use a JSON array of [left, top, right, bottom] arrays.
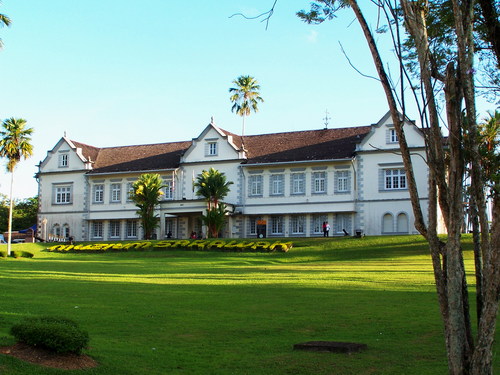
[[194, 168, 233, 238], [229, 75, 264, 147], [0, 118, 34, 256], [0, 9, 12, 49], [130, 173, 165, 240]]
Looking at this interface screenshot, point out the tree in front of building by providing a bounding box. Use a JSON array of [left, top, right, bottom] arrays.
[[0, 118, 34, 255], [130, 173, 164, 240], [194, 168, 233, 238]]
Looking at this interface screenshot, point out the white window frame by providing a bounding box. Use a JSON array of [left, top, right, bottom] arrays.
[[249, 175, 263, 197], [270, 174, 284, 196], [384, 169, 406, 190], [312, 215, 328, 235], [126, 182, 134, 202], [58, 153, 69, 168], [54, 185, 72, 204], [291, 216, 305, 235], [313, 172, 326, 194], [110, 183, 122, 203], [271, 216, 283, 235], [126, 220, 138, 238], [389, 128, 398, 143], [163, 180, 174, 200], [93, 184, 104, 203], [109, 221, 121, 239], [291, 173, 305, 195], [336, 171, 349, 193], [92, 222, 103, 239]]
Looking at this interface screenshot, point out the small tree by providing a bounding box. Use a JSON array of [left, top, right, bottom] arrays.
[[130, 173, 164, 240], [194, 168, 233, 238], [0, 118, 34, 256]]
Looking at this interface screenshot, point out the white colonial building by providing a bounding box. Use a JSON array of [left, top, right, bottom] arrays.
[[36, 112, 433, 241]]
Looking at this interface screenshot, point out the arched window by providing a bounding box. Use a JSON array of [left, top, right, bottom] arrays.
[[62, 224, 70, 239], [382, 213, 393, 234], [52, 224, 61, 237], [397, 213, 409, 233]]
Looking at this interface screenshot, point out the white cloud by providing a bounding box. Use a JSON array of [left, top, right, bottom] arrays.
[[306, 30, 319, 43]]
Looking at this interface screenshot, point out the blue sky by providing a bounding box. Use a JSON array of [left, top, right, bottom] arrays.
[[0, 1, 494, 199]]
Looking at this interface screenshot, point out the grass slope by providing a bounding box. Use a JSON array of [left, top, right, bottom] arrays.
[[0, 235, 497, 374]]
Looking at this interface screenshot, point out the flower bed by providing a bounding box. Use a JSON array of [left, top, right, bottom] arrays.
[[46, 239, 293, 253]]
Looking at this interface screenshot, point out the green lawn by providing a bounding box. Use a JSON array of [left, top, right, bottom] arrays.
[[0, 235, 497, 374]]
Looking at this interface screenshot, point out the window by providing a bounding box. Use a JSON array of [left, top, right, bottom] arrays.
[[206, 141, 218, 156], [62, 224, 70, 239], [312, 215, 328, 235], [58, 153, 68, 167], [335, 214, 352, 234], [126, 220, 138, 238], [248, 216, 262, 236], [335, 170, 350, 193], [313, 171, 326, 194], [397, 213, 409, 233], [249, 175, 263, 197], [271, 216, 283, 235], [92, 222, 103, 239], [290, 216, 305, 235], [126, 182, 134, 202], [54, 185, 72, 204], [270, 174, 284, 196], [388, 128, 398, 143], [109, 221, 121, 239], [163, 180, 174, 200], [291, 173, 305, 195], [52, 224, 61, 237], [110, 183, 121, 202], [382, 213, 393, 233], [385, 169, 406, 190], [165, 218, 175, 238], [93, 184, 104, 203]]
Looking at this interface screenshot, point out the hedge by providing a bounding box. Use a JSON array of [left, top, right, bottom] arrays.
[[47, 239, 293, 253]]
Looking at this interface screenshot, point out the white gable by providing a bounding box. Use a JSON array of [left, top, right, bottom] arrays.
[[357, 111, 426, 152], [39, 137, 88, 173], [182, 123, 243, 163]]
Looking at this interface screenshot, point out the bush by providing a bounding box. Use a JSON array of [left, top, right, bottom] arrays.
[[0, 250, 7, 258], [21, 251, 34, 258], [10, 250, 21, 258], [10, 316, 89, 354]]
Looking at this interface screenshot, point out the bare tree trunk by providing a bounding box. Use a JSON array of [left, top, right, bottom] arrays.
[[7, 171, 14, 256]]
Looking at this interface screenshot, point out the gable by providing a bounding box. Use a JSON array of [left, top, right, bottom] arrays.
[[181, 123, 242, 163], [39, 137, 89, 173], [357, 111, 425, 152]]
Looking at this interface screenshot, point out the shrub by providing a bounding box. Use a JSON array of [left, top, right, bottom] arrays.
[[10, 316, 89, 354], [10, 250, 21, 258], [21, 251, 34, 258], [0, 250, 7, 258]]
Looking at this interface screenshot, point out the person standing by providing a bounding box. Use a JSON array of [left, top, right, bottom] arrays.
[[326, 222, 331, 237], [322, 221, 327, 237]]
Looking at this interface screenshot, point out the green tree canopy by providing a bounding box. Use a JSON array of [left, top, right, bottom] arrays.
[[229, 75, 264, 143], [194, 168, 233, 238], [130, 173, 164, 240]]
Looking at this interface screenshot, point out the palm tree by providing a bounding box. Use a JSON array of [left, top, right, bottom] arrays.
[[0, 9, 12, 49], [194, 168, 233, 238], [129, 173, 165, 240], [229, 75, 264, 147], [0, 118, 34, 256]]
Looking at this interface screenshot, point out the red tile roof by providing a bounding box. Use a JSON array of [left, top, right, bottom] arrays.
[[72, 125, 371, 174]]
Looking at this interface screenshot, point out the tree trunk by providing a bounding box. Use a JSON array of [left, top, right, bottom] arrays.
[[7, 171, 14, 256]]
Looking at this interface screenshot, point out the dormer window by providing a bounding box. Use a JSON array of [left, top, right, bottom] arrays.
[[206, 141, 218, 156], [58, 153, 69, 167]]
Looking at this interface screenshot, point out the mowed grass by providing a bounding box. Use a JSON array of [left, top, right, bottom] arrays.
[[0, 235, 497, 375]]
